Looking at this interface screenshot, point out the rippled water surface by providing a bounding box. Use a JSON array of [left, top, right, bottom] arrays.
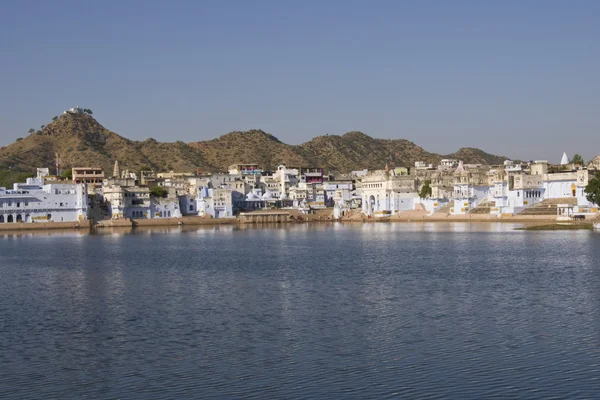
[[1, 223, 600, 399]]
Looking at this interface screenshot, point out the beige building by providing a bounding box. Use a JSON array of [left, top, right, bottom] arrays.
[[102, 177, 151, 219], [72, 167, 105, 186]]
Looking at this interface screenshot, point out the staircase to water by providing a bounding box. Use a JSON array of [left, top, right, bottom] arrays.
[[518, 198, 577, 216], [469, 200, 495, 214]]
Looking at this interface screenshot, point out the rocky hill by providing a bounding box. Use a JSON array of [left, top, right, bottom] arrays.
[[0, 113, 509, 176]]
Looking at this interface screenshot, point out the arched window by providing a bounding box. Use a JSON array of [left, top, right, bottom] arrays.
[[159, 211, 163, 217], [25, 214, 30, 223], [168, 211, 171, 217], [16, 214, 22, 223], [7, 215, 13, 223], [47, 214, 52, 221]]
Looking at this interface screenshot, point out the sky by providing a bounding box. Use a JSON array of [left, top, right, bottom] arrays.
[[1, 0, 599, 162]]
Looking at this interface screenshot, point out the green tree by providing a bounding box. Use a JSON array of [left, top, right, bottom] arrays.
[[52, 116, 58, 121], [28, 128, 35, 134], [419, 180, 433, 199], [0, 169, 31, 188], [40, 125, 45, 130], [15, 138, 23, 142], [571, 154, 584, 165], [150, 186, 168, 198], [61, 169, 73, 180], [585, 175, 600, 205]]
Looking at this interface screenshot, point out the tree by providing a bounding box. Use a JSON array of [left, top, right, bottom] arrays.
[[61, 169, 73, 180], [15, 138, 23, 142], [150, 186, 168, 198], [585, 175, 600, 206], [40, 125, 45, 130], [419, 180, 433, 199], [572, 154, 584, 166], [52, 116, 58, 121], [0, 169, 31, 188], [28, 129, 35, 134]]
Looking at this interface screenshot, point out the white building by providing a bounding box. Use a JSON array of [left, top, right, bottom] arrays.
[[359, 171, 419, 217], [102, 177, 181, 219], [450, 162, 492, 215], [440, 159, 458, 169], [197, 186, 233, 218], [324, 181, 353, 206], [275, 165, 299, 197], [0, 174, 89, 223]]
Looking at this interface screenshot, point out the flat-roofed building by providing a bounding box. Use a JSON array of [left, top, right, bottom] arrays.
[[228, 163, 262, 175], [72, 167, 105, 185]]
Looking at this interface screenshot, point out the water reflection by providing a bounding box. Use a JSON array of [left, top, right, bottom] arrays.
[[0, 224, 599, 398]]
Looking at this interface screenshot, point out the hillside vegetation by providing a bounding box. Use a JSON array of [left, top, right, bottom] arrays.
[[0, 113, 509, 178]]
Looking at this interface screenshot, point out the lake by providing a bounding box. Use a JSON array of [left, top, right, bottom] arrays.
[[1, 223, 599, 399]]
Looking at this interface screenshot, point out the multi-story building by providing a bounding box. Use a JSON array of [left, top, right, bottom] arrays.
[[299, 168, 324, 184], [275, 165, 299, 197], [0, 171, 89, 223], [102, 177, 151, 219], [450, 162, 491, 214], [359, 171, 419, 217], [228, 163, 262, 175], [197, 186, 233, 218], [72, 167, 105, 186], [103, 177, 182, 219], [324, 181, 354, 206]]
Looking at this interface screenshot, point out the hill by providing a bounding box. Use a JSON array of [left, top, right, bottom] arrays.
[[0, 113, 509, 178]]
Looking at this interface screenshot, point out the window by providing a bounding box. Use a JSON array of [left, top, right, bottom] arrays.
[[24, 202, 28, 207]]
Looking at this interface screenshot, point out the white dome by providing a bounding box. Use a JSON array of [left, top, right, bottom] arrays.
[[245, 193, 260, 201], [561, 152, 569, 165], [262, 190, 274, 200], [279, 193, 287, 200]]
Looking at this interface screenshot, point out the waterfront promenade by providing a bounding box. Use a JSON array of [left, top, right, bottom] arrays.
[[0, 210, 570, 232]]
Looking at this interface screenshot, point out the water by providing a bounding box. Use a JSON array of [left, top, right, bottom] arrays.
[[1, 223, 599, 399]]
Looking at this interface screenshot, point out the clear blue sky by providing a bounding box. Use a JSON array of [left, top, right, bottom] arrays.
[[1, 0, 599, 162]]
